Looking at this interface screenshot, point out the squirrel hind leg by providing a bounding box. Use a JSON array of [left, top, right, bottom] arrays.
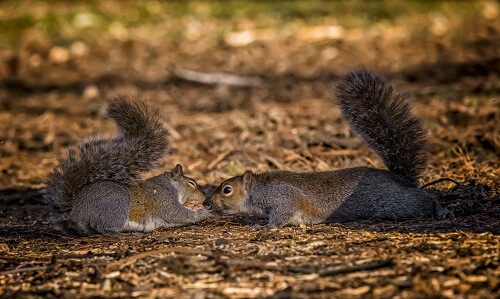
[[434, 199, 455, 220], [69, 181, 130, 234], [268, 209, 295, 227], [436, 207, 455, 220], [52, 216, 94, 236], [341, 170, 442, 220]]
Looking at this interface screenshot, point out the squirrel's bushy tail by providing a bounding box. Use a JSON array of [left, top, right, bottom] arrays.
[[45, 97, 170, 215], [335, 69, 428, 185]]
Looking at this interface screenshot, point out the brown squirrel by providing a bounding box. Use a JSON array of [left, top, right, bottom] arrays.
[[208, 70, 454, 227], [45, 98, 210, 235]]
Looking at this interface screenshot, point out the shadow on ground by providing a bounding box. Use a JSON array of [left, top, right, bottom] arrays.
[[1, 181, 498, 242]]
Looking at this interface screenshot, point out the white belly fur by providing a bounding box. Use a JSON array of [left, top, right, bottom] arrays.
[[289, 211, 323, 225], [122, 217, 165, 232]]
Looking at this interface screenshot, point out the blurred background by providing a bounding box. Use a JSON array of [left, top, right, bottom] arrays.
[[0, 0, 498, 190]]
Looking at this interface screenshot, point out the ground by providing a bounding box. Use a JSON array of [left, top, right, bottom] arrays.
[[0, 1, 499, 298]]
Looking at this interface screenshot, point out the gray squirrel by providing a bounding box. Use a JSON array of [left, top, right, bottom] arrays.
[[208, 70, 454, 227], [45, 98, 210, 235]]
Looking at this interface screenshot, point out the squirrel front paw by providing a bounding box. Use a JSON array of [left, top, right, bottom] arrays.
[[185, 200, 205, 211], [196, 208, 212, 219], [249, 224, 266, 231], [437, 207, 455, 220]]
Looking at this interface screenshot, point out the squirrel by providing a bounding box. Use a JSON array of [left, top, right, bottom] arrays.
[[207, 70, 454, 227], [44, 98, 210, 235]]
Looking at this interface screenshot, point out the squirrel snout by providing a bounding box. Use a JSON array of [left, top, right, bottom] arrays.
[[204, 197, 224, 214], [203, 197, 213, 209], [204, 197, 225, 215]]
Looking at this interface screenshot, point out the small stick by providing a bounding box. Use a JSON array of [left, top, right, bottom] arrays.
[[312, 149, 362, 157], [224, 259, 281, 272], [105, 247, 214, 271], [264, 156, 284, 170], [422, 178, 462, 189], [349, 237, 389, 245], [42, 230, 73, 239], [217, 258, 392, 275], [319, 258, 393, 276], [207, 150, 233, 169], [53, 253, 116, 260], [174, 68, 263, 87], [0, 266, 47, 276], [15, 261, 34, 270]]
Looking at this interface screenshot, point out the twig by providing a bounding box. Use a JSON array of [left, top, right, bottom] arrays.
[[15, 261, 34, 270], [312, 149, 362, 157], [224, 259, 281, 272], [264, 156, 284, 170], [207, 150, 234, 169], [319, 258, 393, 276], [174, 68, 263, 87], [105, 247, 214, 272], [42, 230, 73, 239], [52, 253, 116, 260], [422, 178, 462, 189], [218, 258, 393, 275], [187, 159, 204, 171], [0, 266, 47, 276], [349, 237, 388, 245]]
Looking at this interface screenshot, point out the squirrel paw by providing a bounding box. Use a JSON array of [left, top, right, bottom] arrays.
[[249, 224, 266, 231], [195, 208, 213, 220], [184, 200, 205, 211], [249, 224, 277, 232], [437, 208, 455, 220]]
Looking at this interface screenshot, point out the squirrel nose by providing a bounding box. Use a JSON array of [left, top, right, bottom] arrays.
[[203, 197, 212, 209]]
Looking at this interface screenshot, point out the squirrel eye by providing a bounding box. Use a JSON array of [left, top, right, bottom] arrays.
[[188, 181, 196, 187], [223, 186, 232, 195]]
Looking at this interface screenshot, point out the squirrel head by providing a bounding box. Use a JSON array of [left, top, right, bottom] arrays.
[[169, 164, 205, 210], [210, 170, 254, 214]]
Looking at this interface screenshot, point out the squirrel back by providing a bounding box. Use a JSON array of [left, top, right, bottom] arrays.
[[45, 98, 170, 216], [335, 70, 428, 185]]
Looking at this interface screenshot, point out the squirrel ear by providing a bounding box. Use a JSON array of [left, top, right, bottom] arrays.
[[242, 170, 254, 191], [172, 164, 183, 178]]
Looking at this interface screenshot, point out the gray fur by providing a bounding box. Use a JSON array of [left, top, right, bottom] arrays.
[[335, 69, 428, 184], [328, 169, 453, 222], [66, 181, 130, 235], [45, 97, 169, 215]]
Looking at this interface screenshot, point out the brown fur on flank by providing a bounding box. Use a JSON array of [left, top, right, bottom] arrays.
[[294, 197, 326, 219], [128, 184, 157, 223]]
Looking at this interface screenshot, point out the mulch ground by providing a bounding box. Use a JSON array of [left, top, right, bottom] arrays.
[[0, 187, 498, 298], [0, 1, 498, 298]]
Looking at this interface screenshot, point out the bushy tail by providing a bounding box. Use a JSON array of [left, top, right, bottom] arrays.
[[44, 97, 170, 214], [335, 69, 428, 185]]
